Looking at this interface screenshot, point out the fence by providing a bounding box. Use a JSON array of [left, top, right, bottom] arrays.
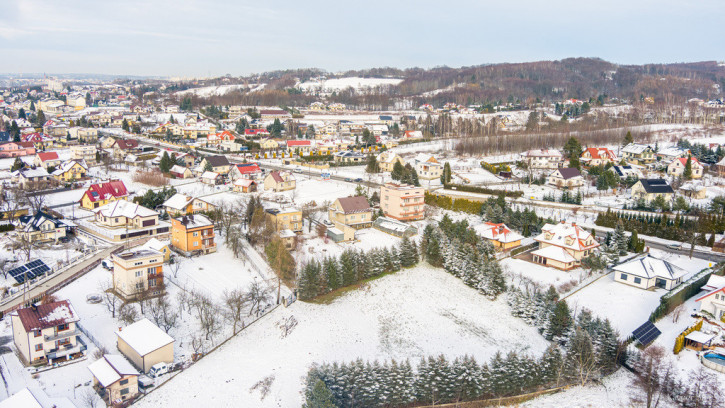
[[77, 322, 104, 350], [649, 265, 721, 322], [414, 385, 571, 408]]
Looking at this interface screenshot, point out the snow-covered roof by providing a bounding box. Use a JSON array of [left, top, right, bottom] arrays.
[[13, 167, 49, 179], [0, 387, 76, 408], [51, 159, 87, 176], [475, 222, 523, 243], [622, 143, 651, 154], [94, 200, 157, 219], [613, 254, 687, 281], [15, 300, 79, 332], [658, 146, 690, 158], [174, 214, 213, 229], [702, 274, 725, 292], [279, 229, 296, 238], [525, 149, 562, 158], [139, 238, 169, 253], [534, 222, 599, 252], [163, 193, 193, 210], [88, 355, 139, 387], [201, 171, 220, 180], [684, 331, 715, 344], [116, 318, 174, 356], [169, 165, 188, 174], [531, 245, 576, 263]]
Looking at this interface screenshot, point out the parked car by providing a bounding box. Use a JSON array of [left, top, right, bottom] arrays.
[[344, 178, 352, 182], [666, 243, 682, 250], [138, 375, 155, 389], [101, 259, 113, 270], [354, 178, 363, 182], [149, 362, 169, 378]]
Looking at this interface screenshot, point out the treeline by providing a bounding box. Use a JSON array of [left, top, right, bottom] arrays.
[[442, 183, 523, 198], [542, 190, 583, 205], [297, 237, 419, 300], [595, 209, 724, 246], [420, 218, 506, 299], [304, 311, 621, 408]]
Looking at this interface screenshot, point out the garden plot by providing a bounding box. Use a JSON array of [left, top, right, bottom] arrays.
[[135, 265, 550, 408], [502, 257, 583, 290], [295, 227, 408, 265]]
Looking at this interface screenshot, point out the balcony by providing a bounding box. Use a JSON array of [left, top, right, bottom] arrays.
[[148, 272, 164, 280], [46, 337, 86, 360], [44, 328, 79, 342]]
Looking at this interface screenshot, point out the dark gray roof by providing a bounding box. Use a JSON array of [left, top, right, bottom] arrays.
[[556, 167, 581, 179], [205, 155, 230, 167], [639, 179, 674, 194], [379, 115, 393, 121]]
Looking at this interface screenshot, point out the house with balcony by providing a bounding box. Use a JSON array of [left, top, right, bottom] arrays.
[[696, 278, 725, 320], [580, 147, 617, 167], [88, 355, 140, 405], [531, 222, 600, 270], [51, 159, 88, 182], [328, 196, 373, 230], [264, 171, 296, 192], [413, 154, 443, 180], [10, 300, 86, 366], [171, 214, 216, 256], [112, 249, 165, 301], [524, 149, 564, 169], [265, 207, 303, 233], [621, 143, 655, 165], [380, 182, 425, 221], [84, 200, 170, 243]]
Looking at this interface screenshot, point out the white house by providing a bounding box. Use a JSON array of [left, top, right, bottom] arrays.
[[532, 222, 599, 270], [667, 157, 703, 179], [613, 254, 687, 290], [696, 278, 725, 320], [524, 149, 564, 169], [546, 167, 584, 189]]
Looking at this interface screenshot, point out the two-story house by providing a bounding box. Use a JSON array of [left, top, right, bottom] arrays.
[[264, 171, 296, 192], [112, 249, 165, 300], [377, 151, 406, 172], [621, 143, 655, 165], [474, 222, 523, 251], [524, 149, 564, 169], [413, 154, 443, 180], [631, 179, 675, 203], [34, 152, 61, 169], [10, 300, 86, 365], [88, 355, 140, 404], [51, 159, 88, 182], [328, 196, 373, 230], [70, 144, 97, 163], [199, 155, 231, 174], [80, 180, 128, 210], [18, 210, 70, 243], [546, 167, 584, 189], [380, 183, 425, 221], [86, 200, 170, 243], [171, 214, 216, 255], [667, 157, 704, 179], [696, 276, 725, 319], [531, 222, 600, 270], [265, 207, 303, 233], [580, 147, 617, 167]]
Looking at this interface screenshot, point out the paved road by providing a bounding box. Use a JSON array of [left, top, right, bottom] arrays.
[[0, 245, 121, 315]]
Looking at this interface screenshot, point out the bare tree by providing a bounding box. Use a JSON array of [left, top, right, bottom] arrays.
[[249, 375, 275, 401], [683, 366, 724, 408], [176, 289, 189, 314], [92, 345, 109, 360], [631, 345, 673, 408], [25, 192, 47, 214], [246, 281, 272, 317], [276, 315, 298, 338], [81, 388, 101, 408], [148, 294, 178, 333], [223, 288, 249, 335], [167, 256, 184, 279], [99, 282, 122, 318], [190, 291, 221, 341], [118, 303, 139, 325]]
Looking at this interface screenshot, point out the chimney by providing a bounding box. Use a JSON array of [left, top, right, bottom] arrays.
[[118, 327, 122, 332]]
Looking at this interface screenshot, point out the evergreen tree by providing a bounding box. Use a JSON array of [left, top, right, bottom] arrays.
[[545, 300, 572, 342], [613, 221, 628, 255], [303, 379, 336, 408], [339, 250, 356, 286], [365, 154, 378, 173], [564, 328, 597, 385], [29, 101, 35, 111], [623, 131, 634, 146], [159, 151, 172, 173], [35, 110, 45, 126], [683, 155, 693, 180], [122, 118, 130, 132], [11, 157, 24, 171], [298, 261, 321, 300], [391, 161, 405, 181]]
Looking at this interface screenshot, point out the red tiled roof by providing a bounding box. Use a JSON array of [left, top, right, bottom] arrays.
[[235, 163, 261, 174], [676, 157, 701, 167], [15, 300, 79, 331], [83, 180, 128, 203], [287, 140, 311, 147], [337, 196, 371, 214], [244, 129, 269, 135], [37, 152, 59, 162], [270, 171, 284, 183], [115, 139, 139, 150], [583, 147, 615, 160]]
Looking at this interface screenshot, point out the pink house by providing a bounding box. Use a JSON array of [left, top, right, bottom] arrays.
[[0, 142, 36, 158]]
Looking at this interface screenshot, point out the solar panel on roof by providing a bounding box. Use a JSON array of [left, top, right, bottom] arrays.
[[8, 266, 26, 278], [633, 321, 661, 346], [12, 274, 24, 284]]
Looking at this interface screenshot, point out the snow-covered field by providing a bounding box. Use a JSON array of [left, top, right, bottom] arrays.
[[135, 265, 549, 408], [297, 77, 403, 93]]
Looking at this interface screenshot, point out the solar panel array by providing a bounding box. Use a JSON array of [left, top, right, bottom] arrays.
[[632, 321, 661, 346], [7, 260, 51, 284]]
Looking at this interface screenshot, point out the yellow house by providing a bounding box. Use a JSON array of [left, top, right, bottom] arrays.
[[52, 160, 87, 182], [88, 355, 140, 404], [532, 222, 600, 270], [80, 180, 128, 210], [116, 318, 174, 373], [631, 179, 675, 203], [265, 207, 303, 232], [264, 171, 296, 192], [328, 196, 373, 230], [170, 214, 216, 256], [260, 138, 279, 150], [378, 151, 405, 172], [112, 249, 165, 301]]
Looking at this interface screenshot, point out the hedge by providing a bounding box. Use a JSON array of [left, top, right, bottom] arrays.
[[0, 224, 15, 232], [425, 192, 483, 214], [649, 266, 719, 322], [443, 183, 523, 198]]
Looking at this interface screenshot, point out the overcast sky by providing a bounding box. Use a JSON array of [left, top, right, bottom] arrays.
[[1, 0, 723, 78]]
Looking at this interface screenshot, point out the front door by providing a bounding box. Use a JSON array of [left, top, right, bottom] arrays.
[[655, 278, 667, 289]]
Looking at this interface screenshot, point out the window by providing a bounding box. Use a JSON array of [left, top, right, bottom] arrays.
[[147, 267, 155, 274], [35, 344, 43, 351], [34, 330, 41, 337], [634, 277, 642, 284], [193, 232, 198, 237], [120, 388, 129, 396], [120, 379, 129, 386], [135, 271, 142, 277], [620, 273, 628, 281], [57, 323, 69, 331], [194, 241, 199, 247]]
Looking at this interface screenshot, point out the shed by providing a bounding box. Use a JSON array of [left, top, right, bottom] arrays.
[[685, 331, 715, 351], [116, 318, 174, 373]]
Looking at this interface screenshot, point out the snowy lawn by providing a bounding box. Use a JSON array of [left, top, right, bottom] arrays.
[[135, 265, 550, 408], [295, 228, 407, 265], [565, 273, 665, 336], [502, 258, 583, 290]]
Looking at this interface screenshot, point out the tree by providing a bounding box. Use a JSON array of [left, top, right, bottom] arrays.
[[266, 238, 296, 283], [246, 280, 272, 316], [190, 290, 221, 341], [223, 288, 249, 334], [565, 328, 598, 386], [147, 294, 178, 333], [624, 131, 634, 146], [391, 161, 405, 181], [304, 379, 336, 408], [203, 160, 213, 172], [122, 118, 130, 132], [99, 281, 121, 318], [440, 162, 452, 184], [365, 154, 379, 173], [18, 108, 26, 119], [563, 137, 582, 169], [683, 155, 693, 180], [631, 345, 672, 408], [35, 110, 45, 126], [306, 124, 315, 139], [11, 158, 23, 171]]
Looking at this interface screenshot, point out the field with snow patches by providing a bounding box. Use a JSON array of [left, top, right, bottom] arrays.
[[135, 265, 550, 408], [297, 77, 403, 93]]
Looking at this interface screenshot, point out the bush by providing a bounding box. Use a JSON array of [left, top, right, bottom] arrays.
[[443, 183, 523, 198], [0, 224, 14, 232], [132, 169, 169, 187]]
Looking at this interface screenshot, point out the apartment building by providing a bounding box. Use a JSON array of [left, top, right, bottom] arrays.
[[112, 250, 165, 300], [71, 144, 98, 162], [380, 183, 425, 221]]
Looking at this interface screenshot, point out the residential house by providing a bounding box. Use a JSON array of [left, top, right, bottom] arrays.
[[170, 214, 216, 255], [169, 165, 192, 179], [229, 163, 262, 180], [10, 300, 85, 365], [18, 211, 69, 243], [413, 154, 443, 180], [334, 150, 365, 163], [613, 254, 687, 290], [621, 143, 656, 165], [116, 318, 174, 373], [233, 178, 257, 193], [87, 200, 170, 243], [22, 133, 54, 149], [34, 152, 61, 169], [287, 140, 313, 155], [474, 222, 523, 250], [12, 167, 51, 188], [259, 138, 279, 150], [70, 144, 97, 163], [524, 149, 564, 169], [631, 179, 675, 203], [580, 147, 617, 167], [531, 222, 600, 270], [200, 171, 223, 185], [611, 165, 641, 179], [139, 238, 172, 262], [0, 387, 77, 408], [88, 355, 139, 404], [112, 139, 140, 159], [377, 151, 405, 172], [328, 196, 373, 230], [260, 109, 291, 119], [67, 127, 98, 142], [199, 155, 231, 174], [696, 280, 725, 320], [714, 156, 725, 177], [667, 157, 703, 179], [679, 181, 707, 199], [0, 141, 36, 157], [402, 130, 423, 140], [80, 180, 128, 210], [546, 167, 584, 189], [378, 115, 394, 126], [112, 250, 165, 300], [265, 207, 303, 232], [264, 171, 296, 192], [245, 129, 271, 139], [380, 183, 425, 221], [657, 146, 691, 162], [51, 160, 87, 182]]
